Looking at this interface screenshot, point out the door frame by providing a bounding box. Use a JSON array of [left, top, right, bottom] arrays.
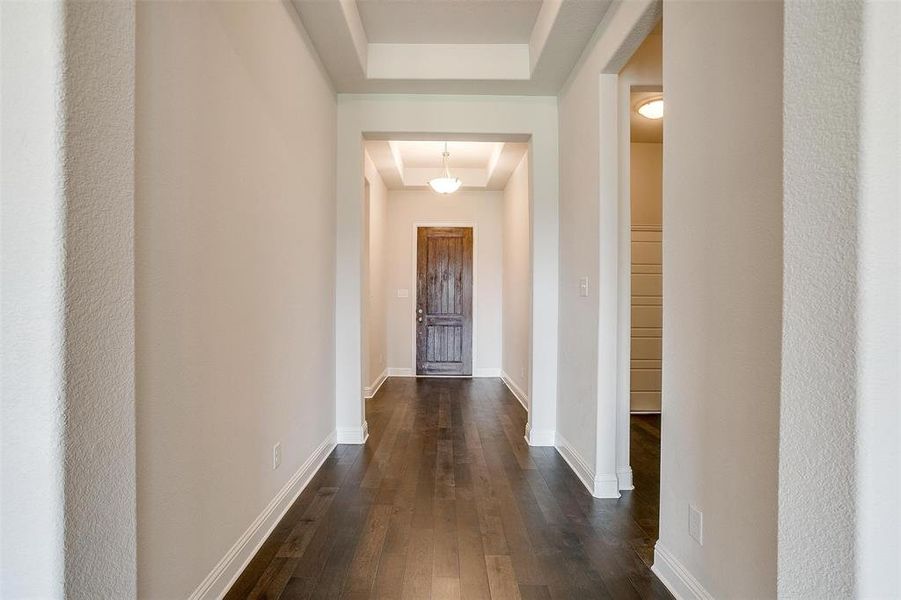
[[410, 221, 478, 377]]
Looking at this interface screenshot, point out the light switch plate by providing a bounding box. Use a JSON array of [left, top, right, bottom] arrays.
[[397, 288, 409, 298], [579, 276, 589, 297], [273, 442, 282, 470], [689, 504, 703, 545]]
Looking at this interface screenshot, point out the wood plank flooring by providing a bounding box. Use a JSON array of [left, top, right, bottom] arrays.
[[226, 378, 672, 599]]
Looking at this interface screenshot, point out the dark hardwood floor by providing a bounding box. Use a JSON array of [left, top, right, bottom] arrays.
[[226, 378, 671, 599]]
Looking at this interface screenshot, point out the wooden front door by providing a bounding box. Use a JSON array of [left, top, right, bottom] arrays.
[[416, 227, 473, 376]]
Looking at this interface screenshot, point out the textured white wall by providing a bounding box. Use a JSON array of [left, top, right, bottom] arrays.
[[502, 154, 532, 397], [62, 4, 137, 597], [384, 190, 504, 375], [135, 3, 336, 597], [855, 2, 901, 593], [1, 4, 68, 596], [657, 1, 782, 596], [781, 0, 900, 596], [780, 2, 859, 593], [1, 2, 137, 597], [364, 152, 388, 390]]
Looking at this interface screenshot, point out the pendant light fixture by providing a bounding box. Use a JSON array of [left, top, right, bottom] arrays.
[[428, 142, 462, 194]]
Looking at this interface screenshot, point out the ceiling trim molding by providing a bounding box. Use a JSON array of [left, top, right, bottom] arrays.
[[338, 0, 368, 73], [529, 0, 563, 72], [486, 142, 505, 181]]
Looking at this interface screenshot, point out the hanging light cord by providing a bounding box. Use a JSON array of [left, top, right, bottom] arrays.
[[442, 142, 451, 177]]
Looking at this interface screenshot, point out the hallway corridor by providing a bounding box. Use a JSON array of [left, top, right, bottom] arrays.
[[227, 379, 671, 599]]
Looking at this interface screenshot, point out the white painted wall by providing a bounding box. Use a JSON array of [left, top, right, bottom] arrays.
[[630, 143, 662, 227], [364, 152, 388, 392], [556, 0, 658, 496], [336, 95, 558, 446], [502, 154, 532, 400], [1, 5, 68, 595], [558, 54, 603, 481], [780, 0, 901, 596], [1, 2, 137, 597], [855, 3, 901, 593], [385, 190, 503, 376], [135, 3, 336, 598], [655, 2, 782, 597]]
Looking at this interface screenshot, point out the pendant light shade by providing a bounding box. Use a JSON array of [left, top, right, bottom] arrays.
[[428, 142, 462, 194]]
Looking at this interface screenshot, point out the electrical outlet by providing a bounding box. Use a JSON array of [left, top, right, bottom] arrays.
[[273, 442, 282, 470], [689, 504, 703, 545]]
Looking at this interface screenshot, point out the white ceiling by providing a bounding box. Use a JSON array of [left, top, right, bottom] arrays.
[[365, 139, 528, 190], [291, 0, 615, 94], [357, 0, 543, 44]]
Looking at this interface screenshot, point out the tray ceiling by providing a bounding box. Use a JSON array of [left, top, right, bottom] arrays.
[[290, 0, 614, 95]]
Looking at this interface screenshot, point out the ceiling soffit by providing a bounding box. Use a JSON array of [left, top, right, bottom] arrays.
[[365, 139, 528, 191], [291, 0, 614, 95]]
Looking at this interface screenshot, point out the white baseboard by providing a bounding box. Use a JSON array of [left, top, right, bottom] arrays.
[[554, 433, 621, 499], [593, 473, 620, 498], [617, 465, 634, 490], [336, 421, 369, 444], [363, 369, 388, 399], [473, 367, 502, 377], [524, 423, 555, 447], [651, 542, 714, 600], [187, 430, 337, 600], [500, 371, 529, 413], [554, 433, 595, 493], [387, 367, 414, 377], [385, 367, 502, 378]]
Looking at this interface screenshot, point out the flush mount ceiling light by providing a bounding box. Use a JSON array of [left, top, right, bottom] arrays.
[[428, 142, 462, 194], [636, 97, 664, 120]]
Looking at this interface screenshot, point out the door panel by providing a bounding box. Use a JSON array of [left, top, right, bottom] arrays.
[[416, 227, 473, 375]]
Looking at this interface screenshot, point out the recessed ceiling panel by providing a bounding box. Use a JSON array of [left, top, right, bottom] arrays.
[[356, 0, 542, 44], [292, 0, 621, 94], [365, 139, 528, 190], [392, 140, 499, 168]]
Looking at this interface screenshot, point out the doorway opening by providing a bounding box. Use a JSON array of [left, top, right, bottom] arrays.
[[360, 135, 534, 408], [612, 18, 663, 556]]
